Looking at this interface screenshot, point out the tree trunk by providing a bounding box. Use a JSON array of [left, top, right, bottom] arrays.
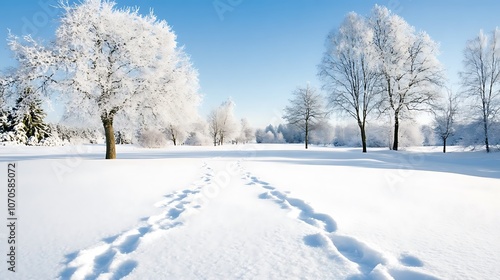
[[360, 122, 367, 153], [171, 129, 177, 146], [102, 117, 116, 159], [305, 121, 309, 149], [483, 116, 490, 153], [392, 114, 399, 151], [443, 137, 446, 153]]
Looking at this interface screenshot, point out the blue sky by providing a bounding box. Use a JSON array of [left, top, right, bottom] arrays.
[[1, 0, 499, 127]]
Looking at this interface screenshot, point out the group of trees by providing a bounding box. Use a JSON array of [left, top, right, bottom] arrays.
[[316, 5, 444, 152], [207, 99, 254, 146], [278, 5, 498, 153]]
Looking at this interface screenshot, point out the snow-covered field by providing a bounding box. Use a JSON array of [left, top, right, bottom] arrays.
[[0, 144, 499, 280]]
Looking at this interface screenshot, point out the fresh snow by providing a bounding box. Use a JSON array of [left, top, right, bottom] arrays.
[[0, 144, 499, 279]]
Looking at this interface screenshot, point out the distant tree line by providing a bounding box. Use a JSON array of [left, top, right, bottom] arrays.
[[255, 119, 500, 150]]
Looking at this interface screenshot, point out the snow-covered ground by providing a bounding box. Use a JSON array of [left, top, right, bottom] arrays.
[[0, 144, 499, 279]]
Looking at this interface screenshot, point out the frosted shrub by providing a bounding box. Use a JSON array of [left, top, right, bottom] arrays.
[[185, 132, 211, 146], [138, 130, 168, 148]]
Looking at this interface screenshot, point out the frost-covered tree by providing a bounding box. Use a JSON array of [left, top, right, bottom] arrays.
[[207, 110, 220, 146], [207, 99, 238, 146], [370, 5, 444, 150], [283, 85, 328, 149], [236, 118, 254, 144], [433, 90, 457, 153], [9, 0, 200, 159], [319, 12, 381, 152], [460, 28, 500, 153], [166, 124, 188, 146]]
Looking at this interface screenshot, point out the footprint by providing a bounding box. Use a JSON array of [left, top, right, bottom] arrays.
[[167, 207, 184, 219], [287, 197, 337, 233], [400, 253, 424, 267], [329, 235, 387, 275], [112, 260, 138, 280], [116, 226, 151, 254], [91, 248, 117, 276], [303, 233, 330, 248]]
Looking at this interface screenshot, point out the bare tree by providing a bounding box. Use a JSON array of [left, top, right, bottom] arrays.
[[319, 12, 381, 153], [460, 28, 500, 153], [207, 109, 219, 146], [433, 90, 458, 153], [370, 5, 444, 150], [283, 85, 328, 149]]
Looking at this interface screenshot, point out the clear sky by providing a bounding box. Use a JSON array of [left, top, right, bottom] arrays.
[[1, 0, 499, 128]]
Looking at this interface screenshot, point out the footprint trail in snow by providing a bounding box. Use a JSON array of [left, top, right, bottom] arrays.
[[58, 163, 214, 280], [239, 163, 441, 280]]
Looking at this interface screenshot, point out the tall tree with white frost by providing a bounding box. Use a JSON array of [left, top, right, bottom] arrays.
[[283, 85, 328, 149], [370, 5, 444, 150], [319, 12, 381, 153], [460, 28, 500, 153], [9, 0, 199, 158]]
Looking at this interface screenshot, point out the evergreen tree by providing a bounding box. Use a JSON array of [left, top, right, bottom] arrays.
[[11, 87, 51, 144], [0, 108, 8, 133], [0, 89, 8, 133]]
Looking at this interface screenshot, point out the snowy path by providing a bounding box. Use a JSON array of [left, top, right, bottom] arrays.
[[58, 158, 440, 280]]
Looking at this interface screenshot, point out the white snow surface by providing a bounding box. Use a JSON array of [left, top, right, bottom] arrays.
[[0, 144, 499, 280]]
